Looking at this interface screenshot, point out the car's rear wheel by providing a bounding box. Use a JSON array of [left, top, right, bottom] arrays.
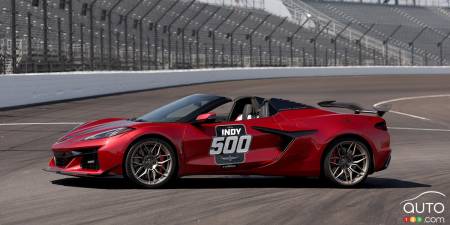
[[124, 138, 176, 188], [323, 138, 371, 187]]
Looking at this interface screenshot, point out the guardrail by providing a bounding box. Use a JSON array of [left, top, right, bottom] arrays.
[[1, 66, 449, 109]]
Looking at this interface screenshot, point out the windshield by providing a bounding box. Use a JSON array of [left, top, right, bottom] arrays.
[[135, 94, 224, 122]]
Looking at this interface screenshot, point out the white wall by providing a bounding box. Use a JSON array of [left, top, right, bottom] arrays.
[[1, 66, 449, 109]]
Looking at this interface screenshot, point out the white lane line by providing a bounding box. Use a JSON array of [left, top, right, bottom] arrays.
[[388, 127, 450, 132], [0, 122, 83, 126], [374, 94, 450, 121], [390, 110, 431, 121], [374, 94, 450, 107]]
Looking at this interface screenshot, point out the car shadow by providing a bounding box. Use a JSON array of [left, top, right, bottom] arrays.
[[51, 176, 431, 190]]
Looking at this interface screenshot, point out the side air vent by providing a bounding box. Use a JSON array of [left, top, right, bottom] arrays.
[[252, 126, 317, 151]]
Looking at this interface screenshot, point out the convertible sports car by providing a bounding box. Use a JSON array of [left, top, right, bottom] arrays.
[[46, 94, 391, 188]]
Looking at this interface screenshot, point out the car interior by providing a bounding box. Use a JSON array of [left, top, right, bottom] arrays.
[[209, 96, 310, 123], [211, 96, 272, 122]]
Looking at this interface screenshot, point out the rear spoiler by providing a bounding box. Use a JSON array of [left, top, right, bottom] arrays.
[[318, 101, 391, 117]]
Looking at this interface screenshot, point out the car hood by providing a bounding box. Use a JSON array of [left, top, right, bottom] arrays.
[[57, 118, 135, 143]]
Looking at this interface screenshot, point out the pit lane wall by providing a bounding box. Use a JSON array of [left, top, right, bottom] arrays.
[[1, 66, 449, 109]]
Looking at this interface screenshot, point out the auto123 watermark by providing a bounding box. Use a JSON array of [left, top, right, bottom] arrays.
[[401, 191, 447, 223]]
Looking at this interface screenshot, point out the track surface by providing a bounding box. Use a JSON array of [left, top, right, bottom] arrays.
[[1, 75, 450, 225]]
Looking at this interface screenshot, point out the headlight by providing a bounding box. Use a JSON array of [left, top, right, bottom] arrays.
[[83, 127, 134, 140]]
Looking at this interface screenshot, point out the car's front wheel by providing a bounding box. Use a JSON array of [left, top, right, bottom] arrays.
[[124, 138, 177, 188], [323, 138, 371, 187]]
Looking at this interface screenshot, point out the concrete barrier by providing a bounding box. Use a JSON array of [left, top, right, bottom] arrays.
[[1, 66, 449, 109]]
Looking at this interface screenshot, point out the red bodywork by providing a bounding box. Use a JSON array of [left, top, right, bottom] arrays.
[[48, 97, 391, 178]]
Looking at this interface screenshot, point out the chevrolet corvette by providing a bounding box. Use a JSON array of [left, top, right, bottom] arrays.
[[46, 94, 391, 188]]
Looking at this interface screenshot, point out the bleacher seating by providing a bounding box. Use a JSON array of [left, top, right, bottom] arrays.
[[1, 0, 450, 73]]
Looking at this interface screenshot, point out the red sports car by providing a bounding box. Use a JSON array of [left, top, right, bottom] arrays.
[[46, 94, 391, 188]]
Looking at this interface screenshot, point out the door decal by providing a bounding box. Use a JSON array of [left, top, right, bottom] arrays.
[[209, 124, 252, 166]]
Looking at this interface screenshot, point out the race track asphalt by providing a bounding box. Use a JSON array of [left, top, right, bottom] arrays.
[[0, 75, 449, 225]]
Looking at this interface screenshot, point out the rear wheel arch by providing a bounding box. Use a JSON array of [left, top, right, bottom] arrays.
[[320, 133, 375, 177]]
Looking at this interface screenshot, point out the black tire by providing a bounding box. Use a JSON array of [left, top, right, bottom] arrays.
[[323, 138, 371, 187], [124, 138, 177, 188]]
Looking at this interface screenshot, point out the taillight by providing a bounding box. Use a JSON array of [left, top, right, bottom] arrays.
[[375, 121, 387, 131]]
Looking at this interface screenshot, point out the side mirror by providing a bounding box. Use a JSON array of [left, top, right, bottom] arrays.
[[195, 112, 216, 124]]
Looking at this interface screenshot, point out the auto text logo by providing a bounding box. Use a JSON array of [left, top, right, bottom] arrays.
[[401, 191, 446, 223]]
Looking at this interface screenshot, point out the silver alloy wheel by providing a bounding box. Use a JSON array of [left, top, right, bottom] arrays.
[[129, 140, 173, 186], [328, 141, 369, 186]]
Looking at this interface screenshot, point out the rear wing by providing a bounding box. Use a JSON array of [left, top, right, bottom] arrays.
[[317, 101, 391, 117]]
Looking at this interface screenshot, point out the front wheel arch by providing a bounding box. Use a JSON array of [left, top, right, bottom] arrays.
[[122, 134, 179, 179]]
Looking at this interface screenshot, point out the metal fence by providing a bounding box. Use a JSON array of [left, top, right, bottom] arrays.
[[1, 0, 449, 74]]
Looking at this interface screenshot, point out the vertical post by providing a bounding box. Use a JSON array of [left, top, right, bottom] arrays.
[[182, 30, 186, 66], [161, 39, 165, 69], [43, 0, 49, 70], [139, 22, 144, 69], [204, 45, 208, 67], [123, 0, 146, 70], [310, 21, 331, 66], [68, 0, 73, 68], [175, 37, 178, 66], [189, 42, 192, 65], [290, 39, 293, 66], [168, 26, 172, 68], [108, 0, 124, 70], [302, 47, 306, 66], [150, 0, 178, 70], [384, 25, 402, 65], [100, 28, 104, 69], [212, 33, 216, 67], [240, 44, 244, 67], [178, 4, 208, 67], [80, 24, 84, 70], [259, 45, 262, 66], [124, 17, 128, 69], [324, 48, 328, 66], [437, 31, 450, 66], [268, 39, 272, 66], [288, 17, 311, 67], [278, 45, 282, 66], [249, 37, 253, 66], [10, 0, 17, 73], [195, 7, 221, 68], [356, 23, 375, 66], [154, 26, 159, 70], [133, 35, 136, 69], [116, 31, 120, 69], [372, 48, 376, 65], [89, 0, 98, 70], [196, 31, 200, 68], [165, 0, 196, 68], [265, 17, 287, 66], [344, 48, 348, 66], [211, 9, 235, 68], [221, 44, 225, 67], [408, 27, 427, 66], [229, 12, 252, 67], [332, 22, 352, 66], [384, 43, 389, 65], [147, 36, 151, 69], [248, 14, 271, 67], [28, 13, 33, 73], [313, 41, 317, 66]]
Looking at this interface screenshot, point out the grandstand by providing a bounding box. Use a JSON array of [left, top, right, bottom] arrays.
[[0, 0, 449, 73]]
